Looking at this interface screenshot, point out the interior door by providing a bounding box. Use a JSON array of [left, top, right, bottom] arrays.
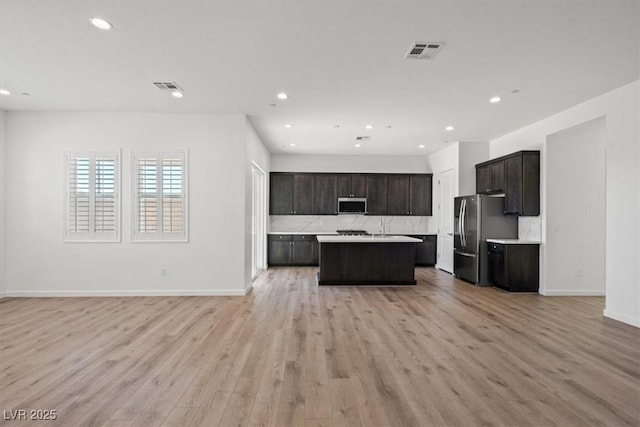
[[437, 168, 455, 273]]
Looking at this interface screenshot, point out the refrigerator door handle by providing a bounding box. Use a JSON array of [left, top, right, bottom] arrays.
[[461, 199, 467, 248], [457, 200, 464, 246], [454, 250, 476, 258]]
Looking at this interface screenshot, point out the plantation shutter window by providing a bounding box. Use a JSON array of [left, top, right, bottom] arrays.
[[64, 152, 120, 242], [133, 151, 188, 242]]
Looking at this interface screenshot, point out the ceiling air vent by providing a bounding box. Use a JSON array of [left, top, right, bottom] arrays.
[[355, 136, 370, 141], [405, 42, 444, 60], [153, 81, 183, 91]]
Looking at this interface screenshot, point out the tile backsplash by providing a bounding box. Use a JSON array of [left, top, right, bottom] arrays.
[[519, 216, 541, 241], [270, 215, 436, 234]]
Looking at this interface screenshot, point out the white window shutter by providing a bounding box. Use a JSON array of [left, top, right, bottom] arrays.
[[132, 151, 188, 242], [64, 151, 120, 242]]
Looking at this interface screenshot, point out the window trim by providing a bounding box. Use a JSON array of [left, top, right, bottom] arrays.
[[63, 150, 121, 243], [131, 150, 189, 243]]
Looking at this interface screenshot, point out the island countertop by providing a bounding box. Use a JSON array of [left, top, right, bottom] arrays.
[[486, 239, 541, 245], [317, 235, 422, 243]]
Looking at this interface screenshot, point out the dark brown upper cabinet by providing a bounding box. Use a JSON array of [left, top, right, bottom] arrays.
[[409, 174, 432, 216], [475, 151, 540, 216], [270, 173, 294, 215], [380, 174, 432, 216], [270, 172, 433, 216], [314, 174, 338, 215], [366, 175, 388, 215], [293, 174, 314, 215], [490, 161, 505, 193], [269, 173, 314, 215], [337, 174, 366, 198], [504, 152, 540, 216], [387, 175, 410, 215], [476, 160, 505, 194]]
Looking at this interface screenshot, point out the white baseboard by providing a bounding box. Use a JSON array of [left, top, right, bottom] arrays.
[[603, 309, 640, 328], [539, 289, 605, 296], [243, 282, 253, 295], [3, 289, 250, 297]]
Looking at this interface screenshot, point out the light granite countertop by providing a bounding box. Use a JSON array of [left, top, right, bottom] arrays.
[[486, 239, 541, 245], [317, 235, 422, 243]]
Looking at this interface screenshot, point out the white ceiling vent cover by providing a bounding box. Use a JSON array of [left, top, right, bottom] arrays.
[[405, 42, 445, 60], [153, 81, 183, 91]]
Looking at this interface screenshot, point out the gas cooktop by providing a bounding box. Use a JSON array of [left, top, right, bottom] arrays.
[[336, 229, 370, 236]]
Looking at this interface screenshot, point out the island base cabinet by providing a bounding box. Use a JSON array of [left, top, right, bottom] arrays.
[[488, 242, 539, 292], [318, 242, 416, 285]]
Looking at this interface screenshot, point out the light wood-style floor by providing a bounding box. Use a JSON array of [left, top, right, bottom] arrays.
[[1, 267, 639, 426]]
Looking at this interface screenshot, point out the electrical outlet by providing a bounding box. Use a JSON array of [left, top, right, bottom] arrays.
[[160, 268, 168, 277]]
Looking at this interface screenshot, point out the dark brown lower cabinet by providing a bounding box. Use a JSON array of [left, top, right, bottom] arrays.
[[268, 234, 318, 266], [410, 235, 437, 266], [488, 242, 539, 292]]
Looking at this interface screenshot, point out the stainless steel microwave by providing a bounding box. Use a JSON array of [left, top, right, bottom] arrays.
[[337, 198, 367, 214]]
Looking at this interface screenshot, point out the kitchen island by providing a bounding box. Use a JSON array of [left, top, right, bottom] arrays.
[[316, 235, 421, 285]]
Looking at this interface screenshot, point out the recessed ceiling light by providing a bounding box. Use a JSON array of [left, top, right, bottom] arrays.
[[489, 96, 502, 103], [419, 145, 425, 149], [0, 89, 10, 96], [171, 91, 184, 98], [445, 126, 454, 131], [365, 124, 374, 129], [277, 92, 288, 100], [289, 143, 296, 147], [90, 17, 113, 30], [284, 124, 292, 128], [355, 144, 361, 148]]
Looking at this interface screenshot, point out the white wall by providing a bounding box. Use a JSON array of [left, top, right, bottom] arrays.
[[546, 118, 606, 295], [458, 141, 489, 197], [4, 112, 251, 296], [491, 80, 640, 326], [0, 110, 5, 297], [244, 118, 271, 288], [271, 154, 430, 173]]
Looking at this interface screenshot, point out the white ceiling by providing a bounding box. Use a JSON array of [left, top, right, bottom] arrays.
[[0, 1, 638, 155]]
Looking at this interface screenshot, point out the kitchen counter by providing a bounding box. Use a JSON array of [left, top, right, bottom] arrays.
[[268, 231, 338, 235], [317, 235, 422, 243], [486, 239, 541, 245]]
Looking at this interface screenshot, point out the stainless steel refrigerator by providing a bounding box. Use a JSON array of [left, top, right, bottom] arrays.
[[454, 195, 518, 286]]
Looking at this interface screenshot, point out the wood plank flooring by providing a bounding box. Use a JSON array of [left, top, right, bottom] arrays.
[[1, 267, 639, 426]]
